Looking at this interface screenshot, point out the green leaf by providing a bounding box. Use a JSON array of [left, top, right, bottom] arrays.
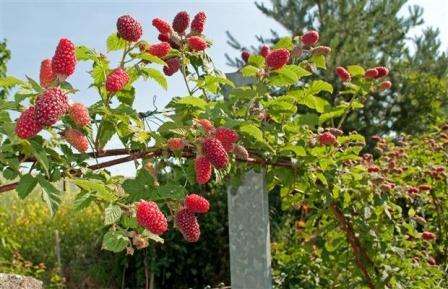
[[347, 65, 365, 77], [96, 120, 115, 149], [37, 176, 61, 215], [156, 184, 187, 200], [30, 140, 49, 175], [72, 178, 117, 202], [200, 75, 234, 94], [287, 65, 312, 79], [311, 55, 326, 69], [240, 124, 264, 143], [142, 68, 167, 90], [76, 45, 95, 61], [106, 33, 127, 52], [274, 37, 293, 50], [0, 76, 24, 88], [142, 230, 164, 244], [174, 96, 207, 110], [104, 205, 122, 225], [16, 174, 38, 199], [309, 80, 333, 94], [280, 145, 307, 157], [132, 53, 166, 65], [241, 65, 259, 77], [102, 230, 128, 253], [122, 169, 155, 202], [247, 55, 265, 67]]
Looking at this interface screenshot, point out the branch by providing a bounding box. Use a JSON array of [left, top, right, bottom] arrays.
[[331, 203, 376, 289]]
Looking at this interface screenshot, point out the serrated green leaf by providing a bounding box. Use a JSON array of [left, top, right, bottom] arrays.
[[240, 124, 264, 143], [248, 55, 265, 67], [142, 230, 164, 243], [241, 65, 259, 77], [311, 55, 326, 69], [280, 145, 307, 157], [37, 176, 61, 215], [174, 96, 207, 110], [132, 53, 166, 65], [347, 65, 365, 77], [102, 230, 128, 253], [76, 45, 94, 61], [309, 80, 333, 94], [104, 205, 122, 225], [142, 68, 167, 90], [156, 184, 186, 200], [96, 120, 115, 149], [274, 37, 293, 50], [0, 76, 24, 88], [106, 33, 127, 52], [16, 174, 38, 199], [30, 140, 49, 175]]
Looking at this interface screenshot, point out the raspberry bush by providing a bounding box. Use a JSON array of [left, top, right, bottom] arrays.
[[0, 11, 446, 289]]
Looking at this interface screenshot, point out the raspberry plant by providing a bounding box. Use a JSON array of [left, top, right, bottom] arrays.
[[0, 11, 446, 288]]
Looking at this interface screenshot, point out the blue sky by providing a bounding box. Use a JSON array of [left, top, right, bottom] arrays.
[[0, 0, 447, 175]]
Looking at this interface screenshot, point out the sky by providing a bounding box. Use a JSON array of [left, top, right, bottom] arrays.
[[0, 0, 447, 175]]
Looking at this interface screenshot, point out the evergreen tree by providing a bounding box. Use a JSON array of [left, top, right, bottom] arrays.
[[226, 0, 448, 137]]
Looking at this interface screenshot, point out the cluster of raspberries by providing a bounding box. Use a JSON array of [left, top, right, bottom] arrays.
[[15, 38, 91, 153], [136, 194, 209, 243], [336, 65, 392, 91], [241, 30, 329, 72]]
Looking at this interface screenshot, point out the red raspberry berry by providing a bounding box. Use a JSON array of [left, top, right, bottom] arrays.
[[232, 144, 249, 160], [195, 156, 212, 185], [318, 132, 337, 146], [379, 81, 392, 91], [167, 137, 185, 151], [259, 45, 270, 58], [364, 68, 379, 79], [116, 15, 142, 42], [68, 102, 90, 127], [367, 165, 380, 173], [375, 66, 389, 78], [215, 127, 239, 152], [301, 30, 319, 46], [39, 59, 54, 88], [241, 51, 250, 63], [64, 128, 89, 153], [136, 200, 168, 235], [15, 106, 42, 139], [158, 33, 170, 43], [187, 36, 208, 51], [422, 231, 436, 241], [266, 48, 290, 70], [311, 46, 331, 56], [52, 38, 76, 80], [191, 11, 206, 33], [335, 67, 351, 82], [172, 11, 190, 34], [203, 137, 229, 169], [106, 68, 129, 92], [185, 194, 210, 213], [196, 119, 214, 133], [175, 208, 200, 242], [35, 87, 69, 126], [147, 42, 171, 58], [163, 57, 181, 76], [152, 18, 172, 34], [407, 187, 419, 195]]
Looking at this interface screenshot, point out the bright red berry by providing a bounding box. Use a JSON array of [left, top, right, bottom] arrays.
[[167, 137, 185, 151], [259, 45, 270, 58], [64, 128, 89, 153], [136, 200, 168, 235], [215, 127, 239, 152], [39, 59, 54, 88], [185, 194, 210, 213], [191, 11, 206, 33], [375, 66, 389, 78], [147, 42, 171, 58], [117, 15, 142, 42], [195, 156, 212, 185], [106, 68, 129, 92], [364, 68, 379, 79], [172, 11, 190, 34], [202, 137, 229, 169], [335, 67, 351, 82], [232, 144, 249, 160], [266, 48, 290, 70], [163, 57, 181, 76], [422, 231, 436, 241], [15, 106, 42, 139], [311, 46, 331, 56], [52, 38, 76, 80], [175, 208, 200, 242], [158, 33, 170, 43], [318, 132, 337, 146], [301, 30, 319, 46], [35, 87, 68, 126], [379, 81, 392, 91], [152, 18, 172, 34], [241, 51, 250, 63], [187, 36, 207, 51], [196, 119, 214, 133], [68, 102, 90, 127]]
